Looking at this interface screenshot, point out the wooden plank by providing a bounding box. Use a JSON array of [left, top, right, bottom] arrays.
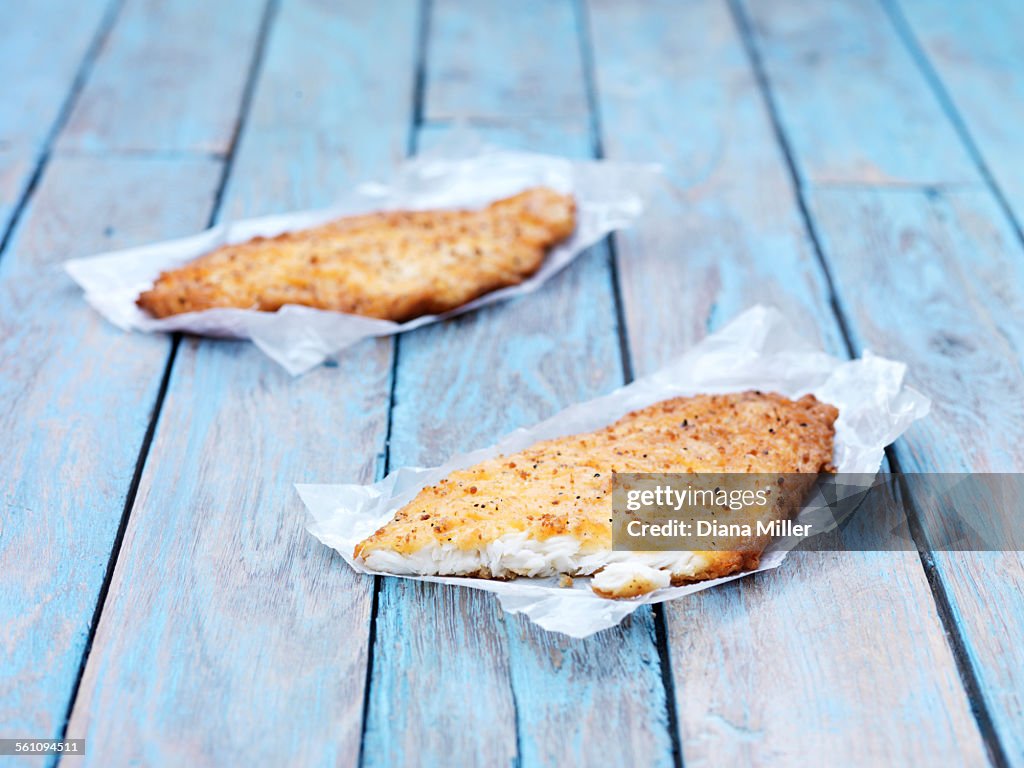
[[0, 0, 112, 235], [64, 0, 420, 764], [736, 0, 1024, 759], [58, 0, 269, 154], [363, 0, 675, 762], [425, 0, 589, 122], [587, 0, 989, 764], [892, 0, 1024, 228], [737, 0, 978, 186], [808, 185, 1024, 765], [219, 0, 416, 218], [0, 154, 221, 739], [362, 122, 674, 768], [587, 0, 844, 363], [0, 0, 111, 147], [1, 0, 274, 749], [65, 338, 391, 765], [0, 146, 36, 238]]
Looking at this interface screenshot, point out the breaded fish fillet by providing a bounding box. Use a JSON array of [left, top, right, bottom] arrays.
[[354, 391, 838, 598], [136, 187, 576, 320]]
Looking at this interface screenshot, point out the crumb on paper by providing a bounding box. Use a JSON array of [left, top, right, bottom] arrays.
[[591, 563, 672, 599]]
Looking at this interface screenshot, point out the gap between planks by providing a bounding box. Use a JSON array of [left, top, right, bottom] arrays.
[[574, 1, 682, 767], [29, 0, 1004, 761], [356, 0, 432, 764], [880, 0, 1024, 252], [888, 452, 1012, 768], [360, 0, 678, 764], [0, 0, 124, 263], [725, 0, 1012, 765], [572, 0, 637, 386]]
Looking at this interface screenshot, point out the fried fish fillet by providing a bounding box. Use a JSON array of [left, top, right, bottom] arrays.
[[354, 391, 838, 598], [136, 187, 576, 320]]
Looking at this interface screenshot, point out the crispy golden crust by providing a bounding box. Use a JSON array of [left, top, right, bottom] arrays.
[[136, 187, 576, 320], [354, 391, 838, 594]]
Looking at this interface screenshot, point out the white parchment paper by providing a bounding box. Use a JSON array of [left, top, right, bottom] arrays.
[[64, 143, 657, 375], [297, 306, 930, 637]]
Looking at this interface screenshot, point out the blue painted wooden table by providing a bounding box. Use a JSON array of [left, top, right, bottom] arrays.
[[2, 0, 1022, 765]]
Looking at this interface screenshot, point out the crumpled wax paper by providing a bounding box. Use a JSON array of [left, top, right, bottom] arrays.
[[297, 306, 930, 637], [64, 143, 658, 375]]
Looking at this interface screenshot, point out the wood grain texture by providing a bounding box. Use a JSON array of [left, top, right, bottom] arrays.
[[4, 1, 1021, 765], [425, 0, 589, 122], [0, 0, 110, 147], [220, 0, 419, 217], [808, 186, 1024, 764], [588, 0, 989, 764], [363, 123, 674, 768], [741, 0, 1024, 759], [64, 0, 420, 764], [736, 0, 978, 186], [1, 0, 286, 749], [668, 481, 989, 767], [366, 578, 518, 767], [503, 606, 670, 768], [587, 0, 845, 364], [0, 145, 36, 238], [65, 337, 392, 766], [0, 0, 112, 235], [893, 0, 1024, 226], [361, 4, 675, 761], [58, 0, 269, 154], [0, 154, 221, 740]]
